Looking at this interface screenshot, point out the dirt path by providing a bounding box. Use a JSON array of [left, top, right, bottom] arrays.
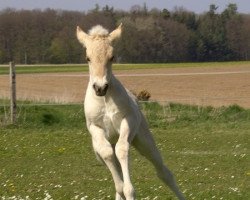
[[0, 65, 250, 108]]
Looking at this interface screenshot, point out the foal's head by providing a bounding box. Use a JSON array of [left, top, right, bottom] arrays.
[[77, 24, 122, 96]]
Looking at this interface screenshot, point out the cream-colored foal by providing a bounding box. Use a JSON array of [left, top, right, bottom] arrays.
[[76, 24, 185, 200]]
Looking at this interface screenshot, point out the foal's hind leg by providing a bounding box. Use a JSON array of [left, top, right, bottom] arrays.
[[132, 121, 185, 200]]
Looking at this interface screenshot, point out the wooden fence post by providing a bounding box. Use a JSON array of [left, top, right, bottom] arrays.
[[10, 61, 17, 124]]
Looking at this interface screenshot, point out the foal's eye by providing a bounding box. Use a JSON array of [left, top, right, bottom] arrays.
[[86, 56, 90, 62], [110, 56, 115, 62]]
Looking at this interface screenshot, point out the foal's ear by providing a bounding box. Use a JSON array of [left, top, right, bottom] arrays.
[[76, 26, 89, 46], [109, 23, 123, 43]]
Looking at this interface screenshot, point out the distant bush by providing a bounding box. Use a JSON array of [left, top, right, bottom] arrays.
[[136, 90, 151, 101]]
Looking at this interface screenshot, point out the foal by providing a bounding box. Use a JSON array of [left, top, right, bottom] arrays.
[[76, 24, 185, 200]]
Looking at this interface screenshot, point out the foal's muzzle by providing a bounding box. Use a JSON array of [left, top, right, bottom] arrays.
[[93, 83, 109, 96]]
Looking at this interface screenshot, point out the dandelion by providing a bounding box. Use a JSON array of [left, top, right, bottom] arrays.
[[229, 187, 239, 192], [54, 184, 62, 188], [74, 195, 79, 199], [58, 147, 66, 153], [44, 191, 53, 200], [240, 154, 246, 158], [70, 180, 76, 185]]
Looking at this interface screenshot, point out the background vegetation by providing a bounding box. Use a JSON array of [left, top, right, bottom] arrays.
[[0, 3, 250, 64], [0, 102, 249, 199]]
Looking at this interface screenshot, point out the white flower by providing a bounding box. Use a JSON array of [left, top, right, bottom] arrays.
[[44, 191, 53, 200], [229, 187, 239, 192]]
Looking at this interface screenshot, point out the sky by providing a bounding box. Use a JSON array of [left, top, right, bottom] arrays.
[[0, 0, 250, 14]]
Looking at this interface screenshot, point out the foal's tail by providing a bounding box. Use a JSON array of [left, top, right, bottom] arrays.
[[132, 117, 186, 200]]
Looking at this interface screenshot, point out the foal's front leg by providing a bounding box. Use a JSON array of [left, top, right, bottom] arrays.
[[89, 124, 125, 200], [115, 119, 136, 200]]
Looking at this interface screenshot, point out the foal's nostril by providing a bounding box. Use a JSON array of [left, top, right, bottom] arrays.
[[103, 83, 109, 91], [93, 84, 97, 91], [93, 83, 109, 96]]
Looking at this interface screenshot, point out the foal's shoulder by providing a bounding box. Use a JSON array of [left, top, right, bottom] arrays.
[[125, 88, 138, 104]]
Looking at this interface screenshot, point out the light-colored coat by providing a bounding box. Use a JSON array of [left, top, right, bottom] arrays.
[[77, 24, 185, 200]]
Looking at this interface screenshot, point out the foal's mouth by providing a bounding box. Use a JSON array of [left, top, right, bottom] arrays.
[[93, 83, 109, 96]]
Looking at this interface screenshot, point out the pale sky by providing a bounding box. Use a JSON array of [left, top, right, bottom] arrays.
[[0, 0, 249, 14]]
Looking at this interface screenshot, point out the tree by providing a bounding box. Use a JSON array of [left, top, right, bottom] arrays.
[[0, 4, 249, 64], [222, 3, 238, 19], [172, 7, 197, 30], [209, 4, 218, 15], [196, 4, 232, 61], [0, 9, 18, 62], [115, 17, 140, 62], [162, 8, 170, 19], [49, 27, 82, 63], [226, 15, 250, 60], [160, 19, 192, 62]]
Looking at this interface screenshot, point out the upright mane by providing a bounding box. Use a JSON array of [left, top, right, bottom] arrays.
[[88, 25, 109, 37]]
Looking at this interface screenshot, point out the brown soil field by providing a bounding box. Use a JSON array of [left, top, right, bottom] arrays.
[[1, 65, 250, 108]]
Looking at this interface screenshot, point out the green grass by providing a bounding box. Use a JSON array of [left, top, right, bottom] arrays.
[[0, 102, 249, 199], [0, 61, 249, 74]]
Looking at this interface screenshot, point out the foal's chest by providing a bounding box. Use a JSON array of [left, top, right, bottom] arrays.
[[102, 104, 124, 142]]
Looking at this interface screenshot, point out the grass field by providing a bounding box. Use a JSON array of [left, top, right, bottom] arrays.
[[0, 61, 250, 74], [0, 102, 249, 200]]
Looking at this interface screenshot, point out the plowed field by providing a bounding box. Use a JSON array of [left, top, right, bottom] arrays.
[[1, 65, 250, 107]]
